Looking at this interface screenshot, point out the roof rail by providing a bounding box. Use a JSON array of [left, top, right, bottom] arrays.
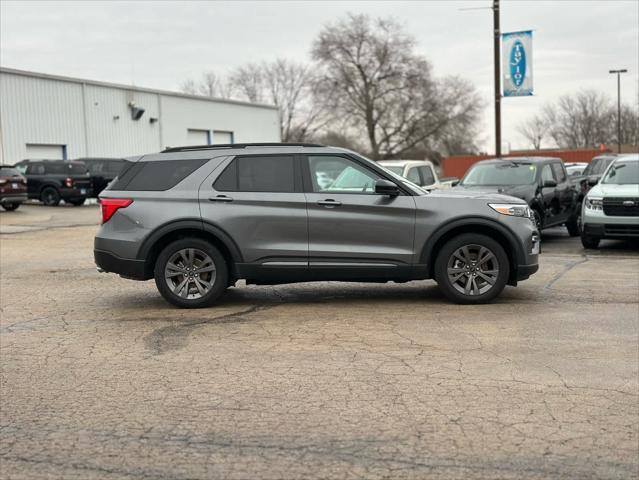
[[162, 142, 324, 153]]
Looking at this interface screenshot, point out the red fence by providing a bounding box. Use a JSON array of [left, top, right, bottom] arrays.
[[442, 149, 608, 179]]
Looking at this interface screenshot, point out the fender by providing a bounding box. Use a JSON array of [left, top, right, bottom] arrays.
[[419, 216, 525, 268], [136, 218, 243, 264]]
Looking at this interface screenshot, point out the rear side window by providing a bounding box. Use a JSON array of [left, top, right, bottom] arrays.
[[110, 159, 208, 191], [214, 155, 295, 192], [43, 162, 87, 175], [418, 166, 435, 185], [0, 167, 20, 176]]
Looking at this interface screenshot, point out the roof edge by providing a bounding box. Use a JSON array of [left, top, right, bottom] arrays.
[[0, 66, 279, 111]]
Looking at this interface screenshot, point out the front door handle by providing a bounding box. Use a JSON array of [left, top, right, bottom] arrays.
[[317, 199, 342, 207], [209, 195, 233, 203]]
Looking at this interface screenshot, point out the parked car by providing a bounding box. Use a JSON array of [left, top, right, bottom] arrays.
[[565, 162, 588, 176], [378, 160, 457, 189], [455, 157, 580, 235], [95, 143, 539, 307], [0, 165, 28, 211], [14, 159, 92, 206], [581, 154, 639, 248], [574, 154, 618, 204], [76, 158, 129, 197]]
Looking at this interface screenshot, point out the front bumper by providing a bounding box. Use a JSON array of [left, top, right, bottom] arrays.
[[582, 204, 639, 238]]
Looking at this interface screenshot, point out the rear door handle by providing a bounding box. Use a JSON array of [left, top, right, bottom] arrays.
[[317, 199, 342, 207], [209, 195, 233, 203]]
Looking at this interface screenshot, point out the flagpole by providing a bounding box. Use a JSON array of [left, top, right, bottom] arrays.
[[493, 0, 501, 157]]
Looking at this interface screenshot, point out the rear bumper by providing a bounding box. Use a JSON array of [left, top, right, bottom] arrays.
[[516, 263, 539, 281], [61, 187, 92, 199], [0, 193, 28, 204], [94, 249, 148, 280]]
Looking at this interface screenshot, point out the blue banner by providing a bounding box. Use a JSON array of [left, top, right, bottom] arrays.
[[502, 30, 533, 97]]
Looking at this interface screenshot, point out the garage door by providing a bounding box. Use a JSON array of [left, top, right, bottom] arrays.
[[25, 144, 66, 160], [213, 131, 233, 144], [186, 129, 210, 145]]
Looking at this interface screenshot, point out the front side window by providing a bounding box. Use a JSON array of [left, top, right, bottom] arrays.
[[27, 164, 45, 175], [551, 163, 566, 182], [307, 155, 380, 194], [541, 165, 555, 183], [406, 167, 420, 184], [418, 166, 435, 186], [214, 155, 295, 193]]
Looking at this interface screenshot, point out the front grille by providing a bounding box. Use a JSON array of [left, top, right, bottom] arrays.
[[604, 224, 639, 236], [602, 197, 639, 217]]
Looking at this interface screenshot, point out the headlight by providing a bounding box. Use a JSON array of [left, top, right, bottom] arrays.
[[585, 197, 603, 211], [488, 203, 532, 218]]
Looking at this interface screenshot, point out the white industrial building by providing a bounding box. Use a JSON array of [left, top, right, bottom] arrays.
[[0, 67, 280, 164]]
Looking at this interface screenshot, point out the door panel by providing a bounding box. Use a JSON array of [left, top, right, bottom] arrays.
[[304, 154, 416, 269], [198, 156, 308, 265], [306, 192, 416, 265]]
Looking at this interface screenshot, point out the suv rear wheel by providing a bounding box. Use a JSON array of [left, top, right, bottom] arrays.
[[40, 187, 61, 206], [434, 233, 510, 304], [154, 238, 228, 308]]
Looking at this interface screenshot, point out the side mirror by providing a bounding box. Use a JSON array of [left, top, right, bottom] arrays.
[[451, 179, 460, 187], [543, 179, 557, 188], [587, 176, 598, 186], [375, 179, 400, 197]]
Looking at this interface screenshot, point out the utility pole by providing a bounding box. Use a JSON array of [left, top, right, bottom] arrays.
[[609, 69, 627, 153], [493, 0, 501, 157]]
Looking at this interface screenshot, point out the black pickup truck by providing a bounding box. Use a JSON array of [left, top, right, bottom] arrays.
[[455, 157, 581, 235], [14, 159, 92, 206]]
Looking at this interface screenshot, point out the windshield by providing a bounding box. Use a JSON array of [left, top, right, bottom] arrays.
[[601, 161, 639, 185], [461, 163, 537, 186]]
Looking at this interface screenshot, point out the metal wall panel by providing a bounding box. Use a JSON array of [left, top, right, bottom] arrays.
[[0, 69, 281, 164], [0, 72, 86, 163]]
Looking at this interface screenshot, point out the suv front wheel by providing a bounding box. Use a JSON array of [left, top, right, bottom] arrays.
[[154, 238, 228, 308], [434, 233, 510, 304]]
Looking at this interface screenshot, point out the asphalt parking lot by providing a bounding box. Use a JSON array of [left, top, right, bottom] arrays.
[[1, 204, 638, 480]]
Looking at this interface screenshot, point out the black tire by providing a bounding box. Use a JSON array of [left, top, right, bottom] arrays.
[[154, 238, 229, 308], [68, 198, 86, 206], [581, 234, 600, 249], [40, 187, 61, 206], [434, 233, 510, 304], [566, 210, 581, 237], [1, 203, 20, 211], [532, 209, 543, 231]]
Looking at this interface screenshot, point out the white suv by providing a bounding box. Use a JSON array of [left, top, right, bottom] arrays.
[[581, 154, 639, 248]]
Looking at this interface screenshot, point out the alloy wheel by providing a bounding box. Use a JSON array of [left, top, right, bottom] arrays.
[[447, 244, 500, 296], [164, 248, 216, 300]]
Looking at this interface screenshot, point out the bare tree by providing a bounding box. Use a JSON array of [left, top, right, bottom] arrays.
[[180, 71, 233, 98], [311, 14, 482, 159], [516, 114, 549, 149], [617, 103, 639, 147], [231, 59, 330, 142], [544, 90, 614, 148]]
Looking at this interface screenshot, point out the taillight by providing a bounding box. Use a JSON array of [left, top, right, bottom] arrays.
[[0, 179, 6, 185], [64, 177, 73, 188], [100, 198, 133, 224]]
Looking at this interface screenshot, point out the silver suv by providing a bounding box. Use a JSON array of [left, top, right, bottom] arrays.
[[94, 143, 539, 307]]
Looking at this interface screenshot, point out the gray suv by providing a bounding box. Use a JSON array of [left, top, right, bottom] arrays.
[[94, 144, 539, 307]]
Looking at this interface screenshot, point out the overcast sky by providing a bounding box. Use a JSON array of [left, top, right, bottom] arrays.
[[1, 0, 638, 151]]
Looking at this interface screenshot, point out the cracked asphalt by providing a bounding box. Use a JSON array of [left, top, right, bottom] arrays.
[[1, 204, 638, 479]]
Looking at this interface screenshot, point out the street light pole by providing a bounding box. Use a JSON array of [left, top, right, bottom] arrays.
[[609, 68, 627, 153], [493, 0, 501, 157]]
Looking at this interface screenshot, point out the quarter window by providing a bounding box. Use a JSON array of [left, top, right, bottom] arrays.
[[110, 159, 208, 191], [307, 155, 380, 194]]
